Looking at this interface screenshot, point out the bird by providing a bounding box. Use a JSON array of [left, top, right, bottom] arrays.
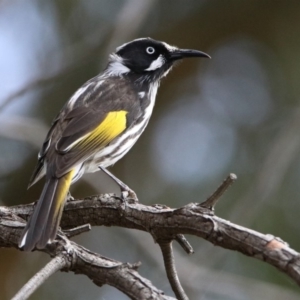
[[19, 37, 210, 251]]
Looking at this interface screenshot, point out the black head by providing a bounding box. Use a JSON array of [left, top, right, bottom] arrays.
[[107, 37, 210, 80]]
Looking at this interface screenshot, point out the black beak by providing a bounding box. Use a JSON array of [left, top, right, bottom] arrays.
[[170, 49, 211, 61]]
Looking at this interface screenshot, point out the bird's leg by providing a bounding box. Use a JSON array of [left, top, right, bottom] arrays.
[[66, 191, 75, 201], [99, 166, 138, 202]]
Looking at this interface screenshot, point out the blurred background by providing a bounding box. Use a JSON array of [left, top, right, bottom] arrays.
[[1, 0, 300, 299]]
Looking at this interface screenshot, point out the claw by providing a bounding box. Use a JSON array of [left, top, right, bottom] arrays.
[[99, 166, 138, 203], [67, 191, 75, 201], [121, 190, 138, 203]]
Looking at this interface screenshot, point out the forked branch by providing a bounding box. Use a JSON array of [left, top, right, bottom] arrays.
[[1, 174, 300, 299]]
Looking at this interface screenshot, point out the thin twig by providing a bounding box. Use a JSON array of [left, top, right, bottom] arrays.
[[175, 234, 194, 254], [200, 173, 237, 209], [63, 224, 91, 238], [12, 255, 67, 300], [159, 242, 189, 300]]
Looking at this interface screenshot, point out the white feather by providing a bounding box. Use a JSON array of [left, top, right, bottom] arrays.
[[19, 230, 28, 248], [105, 54, 130, 76], [59, 133, 90, 152], [145, 55, 164, 71], [68, 84, 91, 108], [139, 91, 145, 98]]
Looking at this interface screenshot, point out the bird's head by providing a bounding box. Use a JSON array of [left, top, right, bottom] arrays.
[[106, 37, 210, 82]]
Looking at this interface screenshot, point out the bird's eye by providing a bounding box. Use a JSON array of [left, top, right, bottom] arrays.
[[146, 47, 155, 54]]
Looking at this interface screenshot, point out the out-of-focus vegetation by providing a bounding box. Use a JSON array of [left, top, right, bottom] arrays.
[[1, 1, 300, 299]]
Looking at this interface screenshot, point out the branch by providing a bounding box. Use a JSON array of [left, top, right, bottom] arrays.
[[2, 193, 300, 288], [0, 212, 174, 300], [175, 234, 194, 254], [200, 173, 237, 209], [159, 242, 188, 300], [63, 223, 91, 238], [11, 255, 68, 300], [26, 237, 174, 300]]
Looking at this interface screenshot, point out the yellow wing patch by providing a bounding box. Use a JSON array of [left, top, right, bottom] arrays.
[[77, 110, 128, 150]]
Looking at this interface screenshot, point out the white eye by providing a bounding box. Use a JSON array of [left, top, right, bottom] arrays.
[[146, 47, 155, 54]]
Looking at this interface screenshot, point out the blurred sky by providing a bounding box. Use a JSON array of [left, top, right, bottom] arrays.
[[1, 0, 300, 299]]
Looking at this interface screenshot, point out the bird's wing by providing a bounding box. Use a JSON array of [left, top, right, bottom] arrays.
[[51, 107, 128, 177], [43, 77, 142, 179], [28, 116, 60, 188]]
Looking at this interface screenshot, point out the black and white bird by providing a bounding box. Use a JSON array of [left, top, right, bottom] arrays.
[[19, 37, 210, 251]]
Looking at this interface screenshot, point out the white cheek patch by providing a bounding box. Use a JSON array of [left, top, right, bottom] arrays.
[[145, 55, 165, 71]]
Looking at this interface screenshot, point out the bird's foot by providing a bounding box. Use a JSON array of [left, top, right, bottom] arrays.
[[67, 191, 75, 201], [99, 166, 139, 203], [112, 188, 138, 216], [120, 188, 138, 204]]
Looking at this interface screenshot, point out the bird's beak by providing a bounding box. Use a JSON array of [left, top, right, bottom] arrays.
[[170, 49, 211, 61]]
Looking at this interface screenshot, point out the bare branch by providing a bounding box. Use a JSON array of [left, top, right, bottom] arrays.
[[0, 206, 176, 299], [175, 234, 194, 254], [20, 235, 174, 300], [200, 173, 237, 209], [2, 193, 300, 287], [159, 242, 188, 300], [11, 255, 68, 300], [63, 224, 91, 238]]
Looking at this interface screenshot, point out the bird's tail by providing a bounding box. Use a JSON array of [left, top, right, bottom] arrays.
[[19, 170, 74, 251]]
